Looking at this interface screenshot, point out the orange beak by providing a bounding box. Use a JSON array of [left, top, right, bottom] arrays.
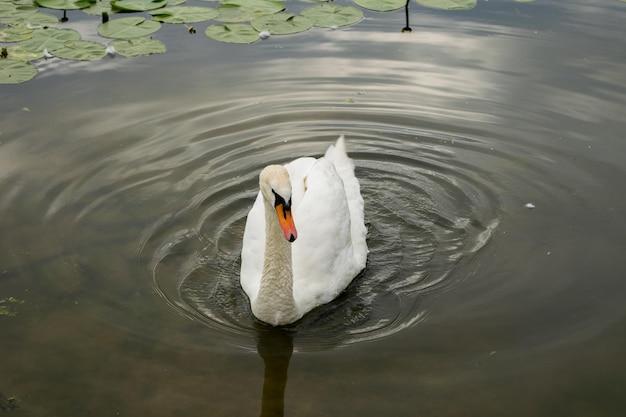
[[275, 203, 297, 242]]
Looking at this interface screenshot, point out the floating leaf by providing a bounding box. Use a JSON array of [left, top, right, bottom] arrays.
[[19, 27, 80, 52], [251, 12, 313, 35], [5, 45, 45, 61], [205, 23, 259, 44], [82, 0, 115, 16], [35, 0, 93, 10], [352, 0, 405, 12], [216, 0, 285, 23], [0, 4, 40, 18], [111, 0, 168, 11], [0, 26, 33, 42], [50, 39, 107, 60], [0, 59, 37, 84], [110, 37, 166, 57], [98, 17, 161, 39], [149, 6, 219, 23], [301, 4, 363, 28], [414, 0, 476, 10], [2, 11, 59, 29]]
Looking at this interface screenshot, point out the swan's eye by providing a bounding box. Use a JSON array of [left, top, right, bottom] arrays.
[[272, 189, 291, 211], [271, 189, 285, 208]]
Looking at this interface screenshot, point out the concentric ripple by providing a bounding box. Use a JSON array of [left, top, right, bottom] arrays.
[[139, 103, 502, 351]]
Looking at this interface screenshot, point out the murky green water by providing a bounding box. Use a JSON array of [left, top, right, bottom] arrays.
[[2, 1, 626, 416]]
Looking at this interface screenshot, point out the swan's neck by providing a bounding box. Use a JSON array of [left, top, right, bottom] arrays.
[[252, 201, 299, 326]]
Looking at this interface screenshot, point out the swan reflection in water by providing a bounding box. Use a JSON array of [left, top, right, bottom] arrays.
[[255, 326, 294, 417]]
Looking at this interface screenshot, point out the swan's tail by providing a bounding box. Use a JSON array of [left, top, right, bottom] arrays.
[[324, 135, 351, 167]]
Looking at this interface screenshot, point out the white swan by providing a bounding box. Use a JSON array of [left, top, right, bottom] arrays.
[[240, 136, 368, 326]]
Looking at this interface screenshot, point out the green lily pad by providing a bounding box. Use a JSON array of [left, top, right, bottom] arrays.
[[251, 12, 313, 35], [0, 0, 34, 6], [0, 26, 33, 42], [0, 59, 37, 84], [414, 0, 476, 10], [111, 0, 168, 11], [35, 0, 93, 10], [149, 6, 219, 23], [216, 0, 285, 23], [50, 39, 107, 60], [0, 4, 39, 18], [205, 23, 259, 44], [352, 0, 405, 12], [301, 4, 363, 28], [98, 17, 161, 39], [4, 45, 45, 61], [109, 37, 166, 57], [1, 11, 59, 29], [82, 0, 115, 16], [19, 27, 80, 52]]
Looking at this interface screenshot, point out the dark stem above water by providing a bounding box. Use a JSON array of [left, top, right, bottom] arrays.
[[402, 0, 412, 33]]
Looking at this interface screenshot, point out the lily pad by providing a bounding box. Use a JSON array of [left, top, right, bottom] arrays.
[[251, 12, 313, 35], [2, 11, 59, 29], [149, 6, 219, 23], [0, 4, 39, 18], [109, 37, 166, 57], [205, 23, 259, 44], [301, 4, 363, 28], [82, 0, 115, 16], [216, 0, 285, 23], [50, 39, 107, 60], [352, 0, 405, 12], [19, 27, 80, 52], [414, 0, 476, 10], [111, 0, 168, 11], [4, 45, 45, 61], [0, 26, 33, 42], [0, 59, 37, 84], [98, 17, 161, 39], [35, 0, 93, 10]]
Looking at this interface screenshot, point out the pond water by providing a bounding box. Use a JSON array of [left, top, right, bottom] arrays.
[[2, 0, 626, 415]]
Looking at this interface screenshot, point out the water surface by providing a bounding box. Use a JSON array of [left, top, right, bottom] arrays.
[[1, 1, 626, 416]]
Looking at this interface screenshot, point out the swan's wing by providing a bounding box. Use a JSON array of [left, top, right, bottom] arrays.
[[326, 136, 368, 266], [289, 157, 362, 312], [240, 191, 265, 303]]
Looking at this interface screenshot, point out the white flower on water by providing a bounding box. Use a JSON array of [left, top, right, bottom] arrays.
[[524, 202, 536, 209], [258, 31, 271, 40]]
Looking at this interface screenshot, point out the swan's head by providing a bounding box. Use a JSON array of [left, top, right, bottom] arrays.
[[259, 165, 298, 243]]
